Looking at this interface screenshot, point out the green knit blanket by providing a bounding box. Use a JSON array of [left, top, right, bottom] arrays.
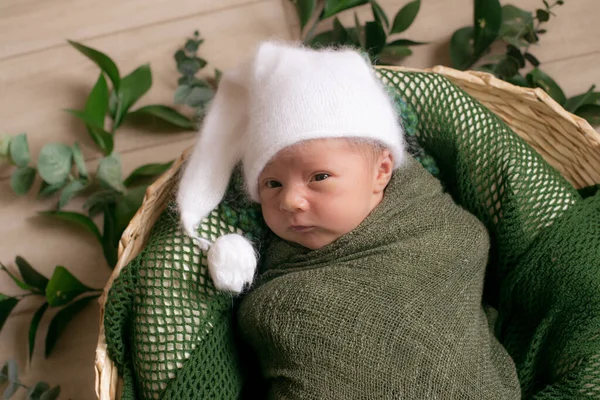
[[237, 156, 521, 399], [103, 68, 600, 399]]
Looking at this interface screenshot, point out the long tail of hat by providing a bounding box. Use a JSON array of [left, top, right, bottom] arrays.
[[176, 63, 250, 239]]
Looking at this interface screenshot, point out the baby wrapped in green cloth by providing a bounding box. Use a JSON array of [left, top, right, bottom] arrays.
[[176, 41, 521, 399]]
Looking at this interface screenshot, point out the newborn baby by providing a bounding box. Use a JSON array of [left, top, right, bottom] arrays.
[[177, 41, 521, 399]]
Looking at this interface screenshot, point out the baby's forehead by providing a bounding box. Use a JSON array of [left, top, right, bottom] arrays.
[[258, 138, 383, 179]]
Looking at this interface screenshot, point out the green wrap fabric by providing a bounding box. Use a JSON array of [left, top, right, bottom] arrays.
[[103, 68, 600, 399], [237, 156, 521, 399]]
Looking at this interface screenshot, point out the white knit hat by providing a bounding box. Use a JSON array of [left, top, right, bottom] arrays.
[[176, 40, 406, 293]]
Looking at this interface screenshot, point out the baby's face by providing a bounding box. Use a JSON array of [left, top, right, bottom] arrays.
[[258, 139, 392, 250]]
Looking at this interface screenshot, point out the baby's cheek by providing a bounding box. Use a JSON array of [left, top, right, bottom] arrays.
[[260, 205, 280, 232]]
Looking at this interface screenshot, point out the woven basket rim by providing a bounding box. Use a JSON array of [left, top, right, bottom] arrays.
[[94, 65, 600, 400]]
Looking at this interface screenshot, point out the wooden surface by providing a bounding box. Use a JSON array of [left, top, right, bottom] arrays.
[[0, 0, 598, 398]]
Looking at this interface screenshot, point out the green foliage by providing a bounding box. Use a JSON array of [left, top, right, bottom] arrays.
[[0, 359, 61, 399], [0, 39, 199, 366], [289, 0, 598, 126], [448, 0, 600, 126], [1, 39, 195, 272], [290, 0, 425, 63], [173, 31, 216, 122], [0, 257, 101, 360]]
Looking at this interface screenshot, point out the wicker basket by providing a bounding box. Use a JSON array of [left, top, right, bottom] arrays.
[[94, 65, 600, 400]]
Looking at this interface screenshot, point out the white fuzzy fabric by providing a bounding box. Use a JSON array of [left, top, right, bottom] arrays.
[[207, 234, 257, 294]]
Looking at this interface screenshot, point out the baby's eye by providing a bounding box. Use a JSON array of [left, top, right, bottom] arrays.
[[313, 173, 330, 182], [265, 180, 282, 188]]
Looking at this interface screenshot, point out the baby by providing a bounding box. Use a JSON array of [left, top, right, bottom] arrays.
[[177, 41, 521, 399]]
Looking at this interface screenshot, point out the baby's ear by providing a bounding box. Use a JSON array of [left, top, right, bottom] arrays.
[[374, 149, 394, 193]]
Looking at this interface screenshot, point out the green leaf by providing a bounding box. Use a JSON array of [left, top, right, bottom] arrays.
[[499, 5, 533, 48], [450, 26, 475, 70], [26, 381, 50, 399], [175, 85, 214, 108], [371, 1, 389, 30], [68, 40, 120, 91], [174, 49, 186, 65], [564, 85, 599, 113], [524, 29, 539, 44], [39, 211, 102, 243], [524, 52, 540, 67], [354, 12, 365, 47], [473, 0, 501, 56], [58, 179, 88, 209], [37, 144, 73, 185], [1, 263, 36, 291], [526, 67, 566, 105], [85, 74, 109, 128], [575, 104, 600, 126], [476, 63, 497, 75], [39, 387, 61, 400], [128, 105, 195, 130], [3, 383, 19, 399], [102, 204, 119, 268], [307, 30, 334, 47], [0, 297, 19, 333], [10, 166, 36, 196], [506, 45, 525, 68], [390, 0, 420, 34], [45, 266, 94, 307], [536, 9, 550, 22], [214, 69, 223, 84], [88, 126, 114, 155], [83, 189, 121, 217], [332, 17, 351, 45], [115, 186, 147, 235], [65, 109, 107, 131], [294, 0, 316, 31], [37, 181, 64, 199], [28, 303, 48, 361], [108, 90, 118, 120], [8, 133, 30, 167], [65, 105, 114, 154], [124, 161, 174, 188], [174, 84, 192, 104], [322, 0, 368, 19], [16, 257, 49, 292], [379, 45, 412, 61], [2, 360, 18, 398], [364, 21, 387, 57], [45, 295, 97, 357], [176, 57, 207, 77], [346, 26, 361, 47], [114, 64, 153, 129], [387, 38, 427, 46], [496, 57, 520, 80], [97, 153, 125, 192], [71, 143, 88, 179], [184, 38, 202, 54], [0, 134, 10, 163]]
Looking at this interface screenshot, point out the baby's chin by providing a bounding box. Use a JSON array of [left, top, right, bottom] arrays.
[[277, 229, 339, 250]]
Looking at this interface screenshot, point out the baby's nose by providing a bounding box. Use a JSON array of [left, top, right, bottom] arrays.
[[280, 186, 308, 212]]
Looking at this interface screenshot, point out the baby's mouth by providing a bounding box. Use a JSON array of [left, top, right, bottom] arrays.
[[289, 225, 316, 233]]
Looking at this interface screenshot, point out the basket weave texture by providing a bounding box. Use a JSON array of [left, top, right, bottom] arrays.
[[94, 65, 600, 399]]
